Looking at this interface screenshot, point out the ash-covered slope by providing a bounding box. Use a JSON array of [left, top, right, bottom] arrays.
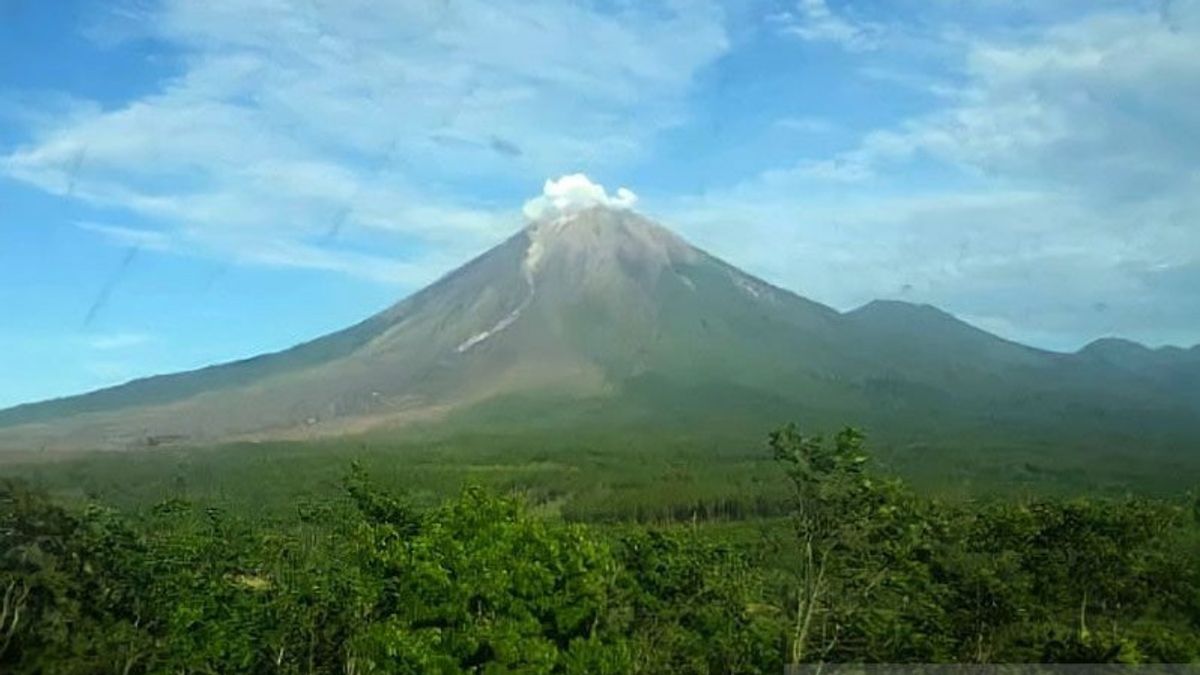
[[1, 205, 1197, 452], [0, 207, 840, 449]]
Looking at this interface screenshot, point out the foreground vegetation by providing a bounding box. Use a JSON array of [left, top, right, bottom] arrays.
[[2, 426, 1198, 672]]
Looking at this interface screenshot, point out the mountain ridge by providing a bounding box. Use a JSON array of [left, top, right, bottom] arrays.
[[1, 206, 1197, 454]]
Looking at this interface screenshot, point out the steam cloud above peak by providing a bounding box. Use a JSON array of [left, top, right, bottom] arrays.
[[522, 174, 639, 221]]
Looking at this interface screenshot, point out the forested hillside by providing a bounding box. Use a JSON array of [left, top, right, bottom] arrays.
[[3, 427, 1197, 672]]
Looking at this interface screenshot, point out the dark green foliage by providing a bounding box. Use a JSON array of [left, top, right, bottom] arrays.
[[612, 530, 784, 673], [936, 497, 1200, 663], [769, 426, 1200, 665], [1, 425, 1198, 672], [347, 486, 623, 673], [0, 475, 781, 673], [771, 425, 954, 662]]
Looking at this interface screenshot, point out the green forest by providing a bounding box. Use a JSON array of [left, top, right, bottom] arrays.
[[2, 426, 1199, 673]]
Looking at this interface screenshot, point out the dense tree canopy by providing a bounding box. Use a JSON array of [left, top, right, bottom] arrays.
[[1, 427, 1197, 672]]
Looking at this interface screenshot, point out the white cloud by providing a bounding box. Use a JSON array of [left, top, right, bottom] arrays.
[[914, 18, 1198, 199], [773, 116, 838, 134], [665, 1, 1200, 349], [802, 4, 1200, 198], [3, 0, 727, 284], [5, 0, 1195, 351], [521, 174, 639, 220], [86, 332, 153, 351], [773, 0, 883, 52], [77, 222, 175, 252], [668, 183, 1200, 349]]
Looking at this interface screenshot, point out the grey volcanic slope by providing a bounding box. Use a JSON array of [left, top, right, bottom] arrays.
[[1, 206, 1198, 452]]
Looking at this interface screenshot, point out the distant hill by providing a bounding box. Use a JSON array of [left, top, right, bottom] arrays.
[[1, 205, 1198, 460]]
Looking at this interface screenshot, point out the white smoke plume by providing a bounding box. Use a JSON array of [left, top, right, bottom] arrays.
[[522, 174, 638, 220]]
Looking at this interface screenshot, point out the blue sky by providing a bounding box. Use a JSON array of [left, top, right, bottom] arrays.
[[1, 0, 1198, 408]]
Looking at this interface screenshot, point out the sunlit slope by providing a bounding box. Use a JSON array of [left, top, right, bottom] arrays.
[[0, 206, 1197, 453]]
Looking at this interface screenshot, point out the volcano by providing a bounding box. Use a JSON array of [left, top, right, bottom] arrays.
[[1, 199, 1198, 456]]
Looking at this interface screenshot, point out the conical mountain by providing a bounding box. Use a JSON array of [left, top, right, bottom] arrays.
[[0, 207, 830, 448], [1, 205, 1198, 455]]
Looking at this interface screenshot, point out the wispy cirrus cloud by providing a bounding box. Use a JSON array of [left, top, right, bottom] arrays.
[[3, 0, 728, 284], [77, 222, 174, 252], [666, 0, 1200, 350], [771, 0, 884, 52], [2, 0, 1196, 357], [85, 332, 153, 350], [772, 116, 838, 135]]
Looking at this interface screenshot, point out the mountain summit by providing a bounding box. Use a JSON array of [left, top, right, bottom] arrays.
[[1, 185, 1198, 455], [0, 203, 825, 448]]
